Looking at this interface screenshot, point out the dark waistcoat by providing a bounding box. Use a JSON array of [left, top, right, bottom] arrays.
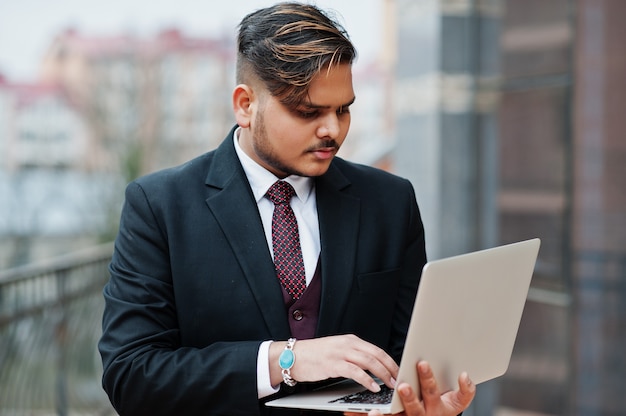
[[280, 259, 322, 340]]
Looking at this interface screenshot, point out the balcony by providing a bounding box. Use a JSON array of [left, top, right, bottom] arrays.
[[0, 243, 116, 415]]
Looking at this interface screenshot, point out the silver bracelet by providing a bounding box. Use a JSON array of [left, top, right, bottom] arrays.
[[278, 338, 297, 386]]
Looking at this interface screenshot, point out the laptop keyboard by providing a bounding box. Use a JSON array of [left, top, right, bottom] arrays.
[[329, 384, 394, 405]]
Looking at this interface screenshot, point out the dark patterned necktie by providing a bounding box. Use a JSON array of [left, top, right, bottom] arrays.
[[266, 181, 306, 299]]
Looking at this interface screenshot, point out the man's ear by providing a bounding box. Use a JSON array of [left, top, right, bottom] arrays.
[[233, 84, 254, 128]]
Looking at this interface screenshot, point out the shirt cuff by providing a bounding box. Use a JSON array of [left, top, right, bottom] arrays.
[[257, 340, 280, 399]]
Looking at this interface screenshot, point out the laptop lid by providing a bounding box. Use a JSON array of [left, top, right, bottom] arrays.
[[266, 238, 541, 413]]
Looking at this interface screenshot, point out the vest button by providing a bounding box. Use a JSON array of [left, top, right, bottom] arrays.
[[292, 310, 304, 321]]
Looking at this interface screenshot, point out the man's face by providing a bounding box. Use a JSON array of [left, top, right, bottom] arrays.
[[240, 63, 355, 178]]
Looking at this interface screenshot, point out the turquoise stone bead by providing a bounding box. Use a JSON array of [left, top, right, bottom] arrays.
[[279, 349, 295, 369]]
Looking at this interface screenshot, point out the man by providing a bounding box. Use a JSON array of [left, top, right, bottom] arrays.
[[98, 3, 475, 415]]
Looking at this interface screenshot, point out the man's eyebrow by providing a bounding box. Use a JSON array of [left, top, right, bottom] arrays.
[[302, 96, 356, 109]]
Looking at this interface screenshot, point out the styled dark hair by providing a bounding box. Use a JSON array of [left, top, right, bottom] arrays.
[[236, 2, 357, 107]]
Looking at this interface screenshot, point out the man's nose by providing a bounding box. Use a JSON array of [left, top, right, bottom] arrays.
[[317, 113, 340, 139]]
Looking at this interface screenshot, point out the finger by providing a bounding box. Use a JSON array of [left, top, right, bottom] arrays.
[[341, 337, 399, 390], [416, 361, 441, 409], [396, 382, 424, 416], [454, 372, 476, 408], [349, 351, 397, 390], [344, 411, 384, 416], [352, 340, 398, 374], [439, 372, 476, 413], [341, 360, 382, 392]]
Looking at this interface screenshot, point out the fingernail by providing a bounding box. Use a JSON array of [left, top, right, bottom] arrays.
[[390, 377, 397, 388], [371, 381, 381, 392], [399, 384, 411, 398]]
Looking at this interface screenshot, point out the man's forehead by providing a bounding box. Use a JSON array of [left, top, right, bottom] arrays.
[[303, 64, 355, 106]]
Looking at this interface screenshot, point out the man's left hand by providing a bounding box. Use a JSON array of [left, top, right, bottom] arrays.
[[344, 361, 475, 416]]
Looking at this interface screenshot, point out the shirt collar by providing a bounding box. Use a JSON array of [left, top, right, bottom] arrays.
[[233, 127, 314, 204]]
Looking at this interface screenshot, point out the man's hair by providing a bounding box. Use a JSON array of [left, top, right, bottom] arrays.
[[236, 2, 357, 108]]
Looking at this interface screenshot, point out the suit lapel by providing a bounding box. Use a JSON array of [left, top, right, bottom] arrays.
[[315, 162, 360, 336], [203, 132, 291, 339]]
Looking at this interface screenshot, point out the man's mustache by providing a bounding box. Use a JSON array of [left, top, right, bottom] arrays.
[[307, 140, 340, 152]]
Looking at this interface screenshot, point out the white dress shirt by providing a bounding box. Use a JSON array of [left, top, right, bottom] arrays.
[[233, 129, 321, 398]]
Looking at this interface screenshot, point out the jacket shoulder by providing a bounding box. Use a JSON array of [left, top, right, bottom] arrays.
[[135, 151, 215, 188]]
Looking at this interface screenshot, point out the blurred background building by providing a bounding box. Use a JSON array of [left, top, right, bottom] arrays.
[[392, 0, 625, 414], [0, 0, 624, 414]]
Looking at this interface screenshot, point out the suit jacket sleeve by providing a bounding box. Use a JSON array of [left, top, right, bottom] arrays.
[[99, 180, 262, 416]]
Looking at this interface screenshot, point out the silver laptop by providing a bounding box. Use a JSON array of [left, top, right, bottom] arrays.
[[266, 238, 541, 414]]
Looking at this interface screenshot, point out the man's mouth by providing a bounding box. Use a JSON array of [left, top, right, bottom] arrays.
[[309, 142, 339, 160], [312, 147, 336, 159]]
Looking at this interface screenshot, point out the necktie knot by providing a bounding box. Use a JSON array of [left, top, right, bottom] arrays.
[[266, 181, 296, 205]]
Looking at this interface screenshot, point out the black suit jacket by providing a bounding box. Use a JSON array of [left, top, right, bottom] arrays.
[[99, 127, 427, 415]]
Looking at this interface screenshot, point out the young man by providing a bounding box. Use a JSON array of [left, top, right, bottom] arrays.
[[98, 3, 475, 415]]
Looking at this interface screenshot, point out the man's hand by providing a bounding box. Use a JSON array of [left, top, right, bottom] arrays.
[[344, 361, 475, 416], [270, 334, 399, 392]]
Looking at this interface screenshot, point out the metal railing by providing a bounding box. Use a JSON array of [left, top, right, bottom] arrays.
[[0, 243, 116, 416]]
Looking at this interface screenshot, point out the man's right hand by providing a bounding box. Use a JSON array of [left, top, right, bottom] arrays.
[[269, 334, 399, 392]]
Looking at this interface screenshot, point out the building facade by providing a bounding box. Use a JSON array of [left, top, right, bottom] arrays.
[[40, 28, 235, 176], [0, 77, 111, 268], [391, 0, 625, 414]]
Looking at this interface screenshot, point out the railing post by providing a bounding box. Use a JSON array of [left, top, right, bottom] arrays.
[[55, 269, 68, 416]]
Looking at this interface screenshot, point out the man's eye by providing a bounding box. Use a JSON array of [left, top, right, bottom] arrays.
[[297, 110, 319, 119], [337, 107, 350, 116]]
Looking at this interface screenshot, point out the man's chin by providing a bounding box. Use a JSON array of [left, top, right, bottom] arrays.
[[300, 161, 334, 177], [274, 157, 335, 178]]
